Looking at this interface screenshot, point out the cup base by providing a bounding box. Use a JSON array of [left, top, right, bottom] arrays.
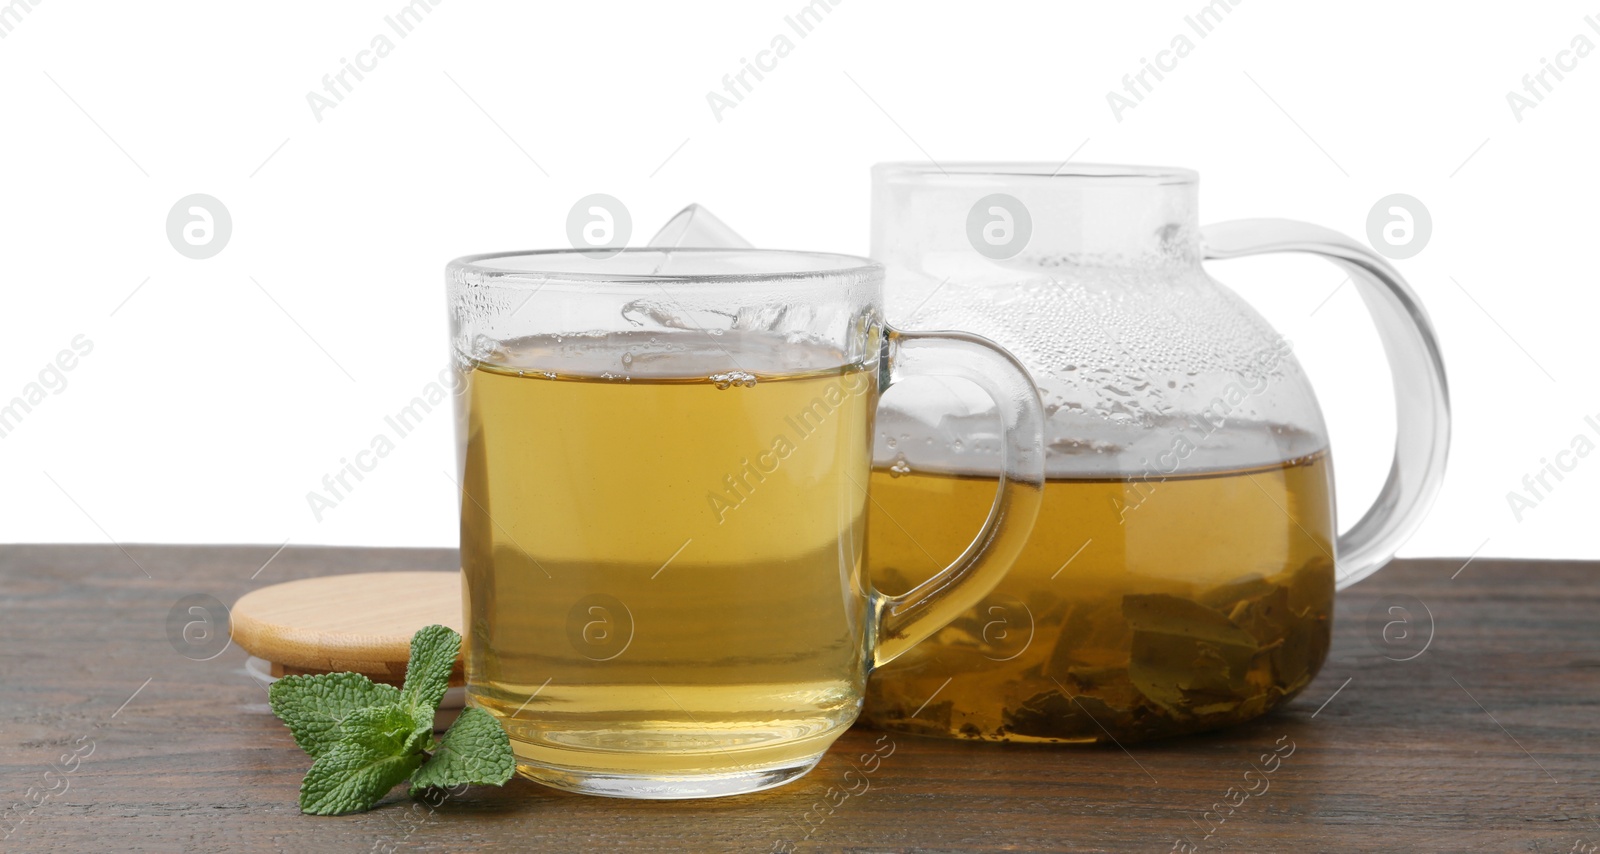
[[516, 753, 825, 800]]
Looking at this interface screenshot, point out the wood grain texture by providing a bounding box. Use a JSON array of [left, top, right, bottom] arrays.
[[230, 571, 461, 680], [0, 544, 1595, 853]]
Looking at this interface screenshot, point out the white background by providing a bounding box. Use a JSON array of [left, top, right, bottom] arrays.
[[0, 0, 1594, 560]]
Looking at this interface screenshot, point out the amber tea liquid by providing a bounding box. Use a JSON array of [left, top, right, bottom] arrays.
[[459, 332, 877, 789], [862, 451, 1335, 743]]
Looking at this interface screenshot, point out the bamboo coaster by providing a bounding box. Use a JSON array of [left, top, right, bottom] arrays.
[[231, 571, 463, 686]]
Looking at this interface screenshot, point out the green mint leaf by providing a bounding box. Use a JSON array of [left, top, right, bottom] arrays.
[[278, 627, 489, 815], [404, 722, 435, 756], [269, 672, 402, 758], [298, 706, 426, 815], [409, 707, 515, 794], [400, 624, 460, 728]]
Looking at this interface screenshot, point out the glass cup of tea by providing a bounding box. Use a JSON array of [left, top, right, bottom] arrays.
[[445, 248, 1046, 798]]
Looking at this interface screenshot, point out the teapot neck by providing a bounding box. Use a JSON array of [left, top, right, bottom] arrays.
[[1035, 168, 1201, 266], [873, 163, 1203, 270]]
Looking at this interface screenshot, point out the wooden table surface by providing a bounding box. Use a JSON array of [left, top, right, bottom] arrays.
[[1, 545, 1596, 853]]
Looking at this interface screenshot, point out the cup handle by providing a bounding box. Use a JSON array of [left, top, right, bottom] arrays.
[[1202, 219, 1451, 590], [869, 327, 1046, 667]]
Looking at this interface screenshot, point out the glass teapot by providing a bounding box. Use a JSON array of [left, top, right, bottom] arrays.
[[859, 163, 1449, 743]]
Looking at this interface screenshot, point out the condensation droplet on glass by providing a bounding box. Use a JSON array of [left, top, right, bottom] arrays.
[[622, 352, 634, 366], [889, 455, 912, 477]]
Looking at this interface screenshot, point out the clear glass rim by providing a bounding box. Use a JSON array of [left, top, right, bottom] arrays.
[[448, 247, 882, 286], [874, 161, 1198, 186]]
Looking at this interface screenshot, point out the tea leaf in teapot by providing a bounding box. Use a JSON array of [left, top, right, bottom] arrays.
[[1271, 604, 1329, 694], [1046, 597, 1127, 674], [1064, 665, 1143, 714], [912, 698, 955, 733], [1000, 687, 1138, 741], [1124, 586, 1270, 721], [1001, 690, 1079, 739], [1127, 632, 1205, 719], [1026, 588, 1071, 628], [1196, 575, 1276, 610], [1061, 664, 1120, 694], [1285, 556, 1336, 613], [1122, 593, 1260, 648], [1223, 584, 1292, 647], [896, 556, 1333, 743]]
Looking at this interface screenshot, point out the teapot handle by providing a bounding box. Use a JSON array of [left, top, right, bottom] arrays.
[[1201, 219, 1450, 590]]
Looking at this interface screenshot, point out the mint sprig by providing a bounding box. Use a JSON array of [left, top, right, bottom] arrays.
[[407, 707, 515, 794], [267, 625, 515, 815], [399, 624, 459, 725]]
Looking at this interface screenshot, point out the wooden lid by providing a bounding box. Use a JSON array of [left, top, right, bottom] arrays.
[[231, 571, 462, 684]]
